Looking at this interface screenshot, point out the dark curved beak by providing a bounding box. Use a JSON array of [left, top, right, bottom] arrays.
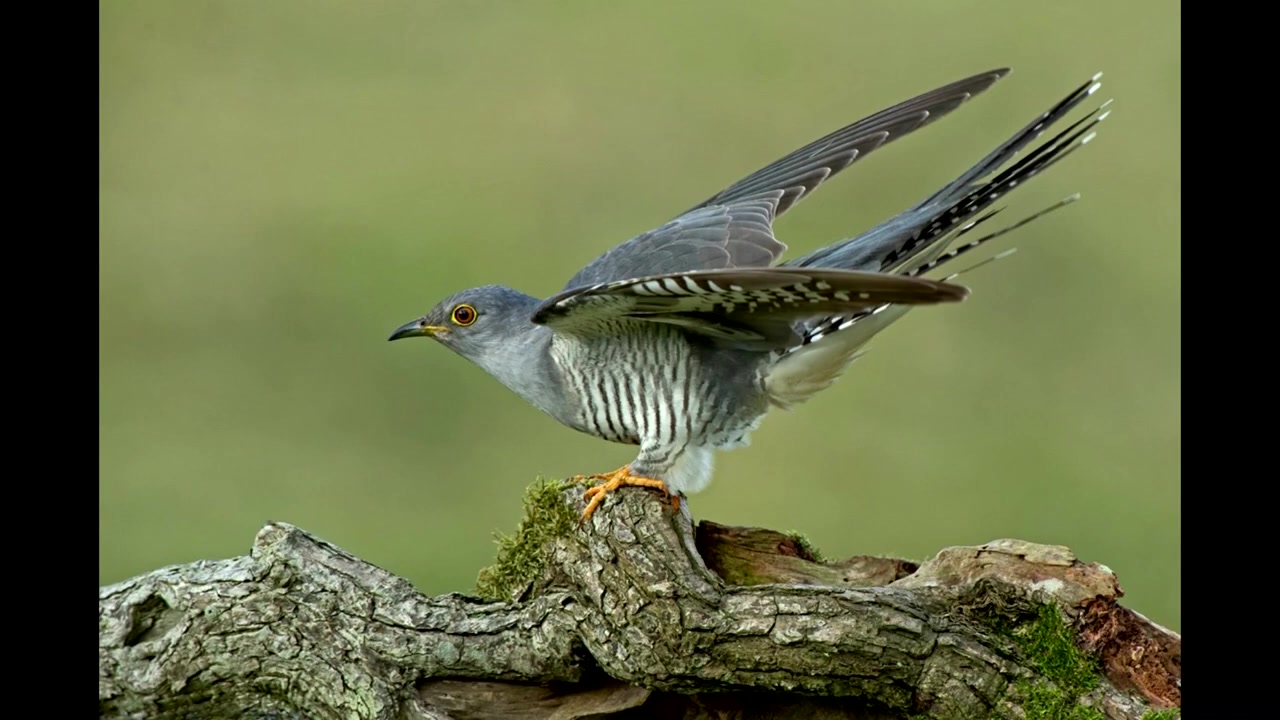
[[388, 318, 445, 341]]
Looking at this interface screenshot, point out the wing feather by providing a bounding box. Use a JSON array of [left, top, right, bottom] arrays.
[[534, 267, 967, 350], [562, 69, 1011, 288]]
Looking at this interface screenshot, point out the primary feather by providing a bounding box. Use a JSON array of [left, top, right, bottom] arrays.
[[563, 68, 1011, 289]]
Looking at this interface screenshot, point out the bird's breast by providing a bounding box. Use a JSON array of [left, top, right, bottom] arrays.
[[549, 322, 768, 448]]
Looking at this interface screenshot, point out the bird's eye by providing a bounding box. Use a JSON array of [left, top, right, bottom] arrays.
[[451, 304, 478, 326]]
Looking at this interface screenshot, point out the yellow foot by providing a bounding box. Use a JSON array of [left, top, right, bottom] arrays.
[[577, 466, 675, 523]]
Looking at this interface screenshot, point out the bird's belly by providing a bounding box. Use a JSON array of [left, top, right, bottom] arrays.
[[551, 327, 767, 448]]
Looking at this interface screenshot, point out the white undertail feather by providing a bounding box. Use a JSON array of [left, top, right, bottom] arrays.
[[663, 446, 717, 495]]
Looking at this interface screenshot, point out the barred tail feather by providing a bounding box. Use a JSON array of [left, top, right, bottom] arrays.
[[765, 183, 1086, 410]]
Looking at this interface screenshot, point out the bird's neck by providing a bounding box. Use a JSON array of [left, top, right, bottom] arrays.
[[471, 322, 566, 421]]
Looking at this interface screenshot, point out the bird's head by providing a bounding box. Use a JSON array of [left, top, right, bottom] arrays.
[[388, 284, 540, 363]]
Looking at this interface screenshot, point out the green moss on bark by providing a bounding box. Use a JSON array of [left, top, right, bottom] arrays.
[[475, 478, 578, 601], [784, 530, 826, 563], [1005, 604, 1105, 720]]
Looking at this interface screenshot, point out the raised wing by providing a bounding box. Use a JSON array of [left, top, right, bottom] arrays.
[[561, 68, 1010, 290], [683, 68, 1010, 215], [562, 193, 788, 289], [532, 267, 968, 350]]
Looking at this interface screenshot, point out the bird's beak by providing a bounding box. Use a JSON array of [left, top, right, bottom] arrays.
[[388, 318, 446, 341]]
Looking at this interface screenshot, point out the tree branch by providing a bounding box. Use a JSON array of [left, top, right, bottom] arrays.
[[99, 483, 1181, 720]]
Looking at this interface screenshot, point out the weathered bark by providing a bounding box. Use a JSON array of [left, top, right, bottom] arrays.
[[99, 485, 1181, 720]]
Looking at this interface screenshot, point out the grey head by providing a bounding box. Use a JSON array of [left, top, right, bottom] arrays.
[[388, 285, 563, 416], [388, 284, 538, 351]]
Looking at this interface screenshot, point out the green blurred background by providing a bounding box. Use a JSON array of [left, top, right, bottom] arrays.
[[100, 2, 1180, 629]]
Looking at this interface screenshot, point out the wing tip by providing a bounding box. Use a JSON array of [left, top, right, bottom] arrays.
[[942, 280, 972, 301]]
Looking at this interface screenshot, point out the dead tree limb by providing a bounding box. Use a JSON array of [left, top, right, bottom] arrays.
[[99, 482, 1181, 720]]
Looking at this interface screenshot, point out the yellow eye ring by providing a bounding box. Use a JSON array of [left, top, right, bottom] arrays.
[[451, 304, 478, 326]]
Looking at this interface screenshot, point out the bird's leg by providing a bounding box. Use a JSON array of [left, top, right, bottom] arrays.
[[578, 465, 671, 523]]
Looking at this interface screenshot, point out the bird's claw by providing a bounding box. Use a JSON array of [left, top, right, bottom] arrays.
[[576, 466, 677, 523]]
